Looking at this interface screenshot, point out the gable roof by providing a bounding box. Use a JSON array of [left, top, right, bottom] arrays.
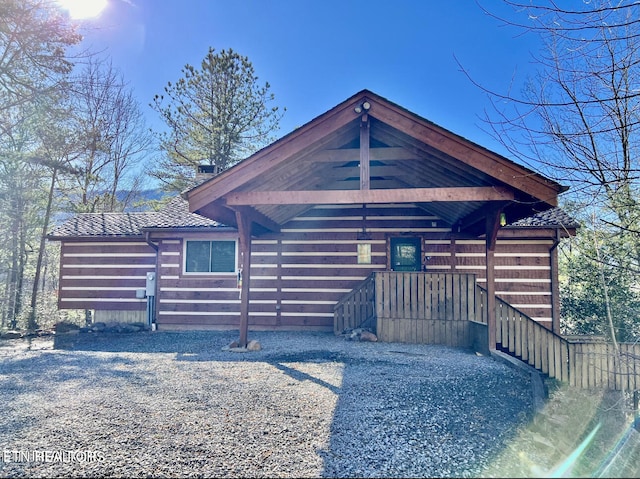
[[185, 89, 567, 236]]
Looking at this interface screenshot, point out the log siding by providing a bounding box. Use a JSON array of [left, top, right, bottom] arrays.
[[58, 240, 155, 311], [56, 204, 560, 332]]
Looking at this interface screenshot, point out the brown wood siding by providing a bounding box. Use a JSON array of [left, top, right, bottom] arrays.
[[156, 237, 238, 328], [57, 205, 560, 332], [443, 238, 554, 325], [57, 240, 155, 311], [156, 205, 558, 331]]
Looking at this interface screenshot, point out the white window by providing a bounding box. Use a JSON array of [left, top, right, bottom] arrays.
[[184, 240, 237, 274]]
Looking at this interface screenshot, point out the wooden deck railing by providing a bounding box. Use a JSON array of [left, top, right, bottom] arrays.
[[334, 271, 640, 391], [333, 274, 376, 334], [334, 272, 480, 347], [478, 285, 640, 391], [483, 290, 571, 382]]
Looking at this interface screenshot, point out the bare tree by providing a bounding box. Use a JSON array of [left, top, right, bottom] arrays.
[[467, 1, 640, 228], [26, 94, 83, 329], [62, 56, 153, 213], [0, 114, 46, 329], [0, 0, 80, 329], [462, 0, 640, 376]]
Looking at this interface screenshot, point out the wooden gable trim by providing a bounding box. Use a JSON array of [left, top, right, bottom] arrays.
[[185, 89, 566, 231], [225, 186, 515, 206], [187, 96, 364, 213], [363, 95, 562, 206]]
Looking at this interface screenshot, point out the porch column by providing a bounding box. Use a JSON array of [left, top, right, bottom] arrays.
[[485, 207, 503, 350], [235, 209, 252, 348]]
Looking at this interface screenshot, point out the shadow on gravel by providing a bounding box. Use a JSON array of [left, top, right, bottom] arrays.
[[52, 330, 237, 354], [0, 344, 158, 443], [14, 330, 533, 477]]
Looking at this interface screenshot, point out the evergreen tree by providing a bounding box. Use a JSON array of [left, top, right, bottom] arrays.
[[150, 47, 284, 192]]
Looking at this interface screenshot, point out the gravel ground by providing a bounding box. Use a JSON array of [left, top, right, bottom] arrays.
[[0, 330, 534, 478]]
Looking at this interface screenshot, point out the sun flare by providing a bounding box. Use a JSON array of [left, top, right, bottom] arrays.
[[56, 0, 108, 20]]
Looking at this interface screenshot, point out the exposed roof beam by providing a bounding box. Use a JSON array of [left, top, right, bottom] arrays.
[[225, 186, 514, 206], [322, 165, 409, 179], [187, 105, 360, 212], [308, 146, 416, 162], [367, 97, 562, 205], [231, 205, 281, 233]]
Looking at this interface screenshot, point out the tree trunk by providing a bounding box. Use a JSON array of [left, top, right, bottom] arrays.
[[29, 168, 57, 330]]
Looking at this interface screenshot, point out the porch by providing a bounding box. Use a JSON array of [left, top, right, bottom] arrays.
[[334, 271, 640, 391]]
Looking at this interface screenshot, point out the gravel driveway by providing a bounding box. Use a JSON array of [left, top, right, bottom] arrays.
[[0, 330, 534, 478]]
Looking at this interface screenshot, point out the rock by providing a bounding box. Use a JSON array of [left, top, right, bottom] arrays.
[[222, 340, 239, 351], [344, 328, 377, 342], [247, 340, 262, 351], [54, 321, 81, 333], [347, 328, 363, 341], [1, 331, 22, 340], [359, 330, 378, 342], [121, 324, 141, 333]]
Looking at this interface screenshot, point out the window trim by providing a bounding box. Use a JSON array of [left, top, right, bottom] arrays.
[[182, 238, 239, 275]]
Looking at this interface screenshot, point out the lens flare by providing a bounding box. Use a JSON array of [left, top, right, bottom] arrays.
[[549, 423, 601, 478], [56, 0, 108, 20]]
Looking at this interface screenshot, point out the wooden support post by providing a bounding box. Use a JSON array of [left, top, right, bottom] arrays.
[[235, 209, 252, 348], [360, 114, 370, 191], [485, 207, 503, 350]]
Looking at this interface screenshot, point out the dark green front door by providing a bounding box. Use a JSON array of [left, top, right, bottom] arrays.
[[390, 237, 422, 272]]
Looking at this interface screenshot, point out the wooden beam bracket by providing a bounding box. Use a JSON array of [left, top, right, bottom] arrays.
[[226, 187, 515, 206], [360, 114, 370, 190]]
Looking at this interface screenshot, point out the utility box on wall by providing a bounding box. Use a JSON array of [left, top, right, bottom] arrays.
[[146, 272, 156, 296]]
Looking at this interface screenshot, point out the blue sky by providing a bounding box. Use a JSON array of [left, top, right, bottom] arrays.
[[75, 0, 543, 160]]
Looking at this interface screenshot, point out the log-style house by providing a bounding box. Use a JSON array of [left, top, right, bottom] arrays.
[[49, 90, 579, 351]]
